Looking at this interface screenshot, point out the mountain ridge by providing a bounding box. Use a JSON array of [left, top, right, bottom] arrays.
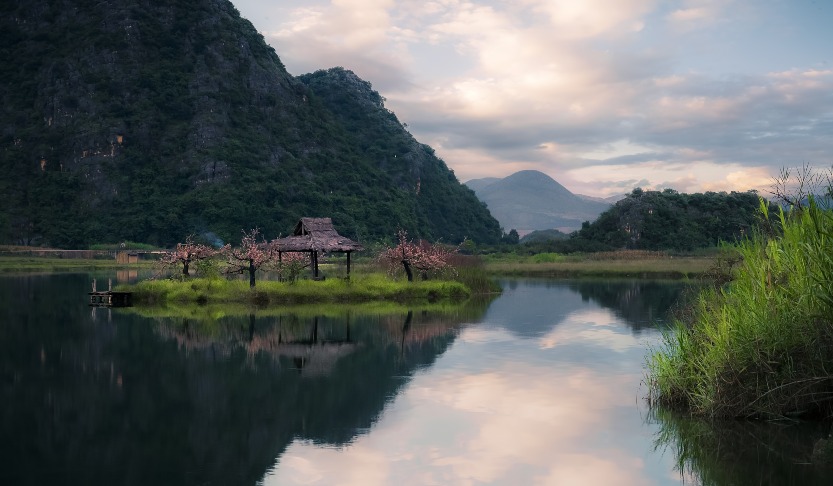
[[0, 0, 501, 247]]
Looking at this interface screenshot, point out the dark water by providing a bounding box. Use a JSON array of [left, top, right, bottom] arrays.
[[1, 274, 830, 485]]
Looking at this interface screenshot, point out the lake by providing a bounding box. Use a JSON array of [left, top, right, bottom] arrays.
[[1, 273, 830, 485]]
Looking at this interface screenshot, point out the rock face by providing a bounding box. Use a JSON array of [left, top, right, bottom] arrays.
[[0, 0, 500, 247], [466, 170, 611, 233]]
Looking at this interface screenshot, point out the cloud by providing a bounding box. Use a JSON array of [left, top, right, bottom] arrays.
[[233, 0, 833, 196]]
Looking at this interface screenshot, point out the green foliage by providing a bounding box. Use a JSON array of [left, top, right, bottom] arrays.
[[501, 229, 519, 244], [519, 228, 568, 244], [647, 198, 833, 418], [0, 2, 501, 249], [125, 274, 472, 306], [531, 252, 564, 263], [528, 189, 774, 254]]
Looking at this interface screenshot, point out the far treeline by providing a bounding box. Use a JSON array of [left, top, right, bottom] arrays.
[[514, 189, 776, 254]]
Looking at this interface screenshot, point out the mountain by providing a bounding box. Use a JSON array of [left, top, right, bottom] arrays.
[[0, 0, 500, 248], [464, 177, 501, 193], [465, 170, 611, 233], [577, 193, 626, 204]]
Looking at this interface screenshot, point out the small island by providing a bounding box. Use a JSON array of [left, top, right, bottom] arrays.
[[119, 219, 497, 308]]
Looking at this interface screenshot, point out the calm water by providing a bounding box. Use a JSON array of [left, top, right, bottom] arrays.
[[1, 274, 830, 485]]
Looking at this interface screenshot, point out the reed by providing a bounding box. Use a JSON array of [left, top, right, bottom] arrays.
[[647, 200, 833, 418]]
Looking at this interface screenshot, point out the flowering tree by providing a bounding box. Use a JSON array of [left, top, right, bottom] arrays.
[[273, 250, 311, 283], [223, 229, 274, 288], [378, 229, 456, 281], [160, 235, 220, 277]]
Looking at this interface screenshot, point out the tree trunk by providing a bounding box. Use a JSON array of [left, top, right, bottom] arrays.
[[402, 259, 413, 282], [182, 260, 190, 276], [248, 260, 256, 288]]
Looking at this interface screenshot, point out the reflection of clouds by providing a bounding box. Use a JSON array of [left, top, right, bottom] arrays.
[[457, 326, 515, 344], [264, 328, 663, 485], [536, 453, 647, 485], [539, 308, 641, 351]]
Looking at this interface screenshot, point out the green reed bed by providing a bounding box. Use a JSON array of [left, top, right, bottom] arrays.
[[485, 254, 713, 279], [647, 200, 833, 418], [123, 274, 471, 307]]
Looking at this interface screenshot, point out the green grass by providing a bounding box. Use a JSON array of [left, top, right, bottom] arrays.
[[121, 273, 472, 307], [484, 253, 713, 279], [0, 256, 155, 272], [88, 241, 158, 251], [647, 200, 833, 418], [119, 296, 495, 323]]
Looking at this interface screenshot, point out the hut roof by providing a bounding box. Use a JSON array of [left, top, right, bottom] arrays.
[[272, 217, 363, 252]]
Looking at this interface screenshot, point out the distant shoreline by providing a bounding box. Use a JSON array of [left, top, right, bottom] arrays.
[[0, 253, 714, 279]]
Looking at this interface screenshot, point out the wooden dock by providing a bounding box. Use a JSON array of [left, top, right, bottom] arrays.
[[88, 291, 132, 307], [87, 278, 132, 307]]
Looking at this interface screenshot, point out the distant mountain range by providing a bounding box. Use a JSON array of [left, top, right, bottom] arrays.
[[465, 170, 617, 233]]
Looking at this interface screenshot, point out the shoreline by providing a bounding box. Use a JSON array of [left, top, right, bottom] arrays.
[[0, 255, 715, 279], [120, 276, 474, 307]]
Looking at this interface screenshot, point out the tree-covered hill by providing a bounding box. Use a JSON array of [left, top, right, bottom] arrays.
[[0, 0, 500, 248], [570, 189, 772, 252]]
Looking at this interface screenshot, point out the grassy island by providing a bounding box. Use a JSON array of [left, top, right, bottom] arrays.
[[121, 274, 475, 307], [647, 200, 833, 419]]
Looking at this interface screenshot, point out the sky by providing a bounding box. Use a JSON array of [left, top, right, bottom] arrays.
[[230, 0, 833, 197]]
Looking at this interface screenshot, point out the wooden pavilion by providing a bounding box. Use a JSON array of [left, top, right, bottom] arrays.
[[271, 217, 364, 279]]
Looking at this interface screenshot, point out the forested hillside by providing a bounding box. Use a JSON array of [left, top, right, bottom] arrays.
[[0, 0, 500, 248], [575, 189, 771, 251], [531, 189, 775, 253]]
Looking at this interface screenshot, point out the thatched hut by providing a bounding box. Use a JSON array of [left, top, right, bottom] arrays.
[[272, 217, 363, 278]]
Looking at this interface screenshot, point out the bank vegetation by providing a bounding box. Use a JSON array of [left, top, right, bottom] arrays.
[[648, 194, 833, 418]]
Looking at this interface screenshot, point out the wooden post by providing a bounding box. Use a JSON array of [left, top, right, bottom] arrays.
[[346, 252, 351, 278], [313, 251, 319, 279]]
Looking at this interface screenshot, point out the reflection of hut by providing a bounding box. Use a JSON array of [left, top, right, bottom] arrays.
[[247, 316, 358, 377], [271, 217, 363, 279]]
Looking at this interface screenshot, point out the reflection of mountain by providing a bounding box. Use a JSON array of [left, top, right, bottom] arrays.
[[485, 280, 590, 337], [0, 274, 491, 485], [567, 280, 693, 331], [485, 279, 689, 337]]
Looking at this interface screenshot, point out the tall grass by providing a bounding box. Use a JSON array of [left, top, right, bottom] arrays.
[[647, 199, 833, 418], [447, 254, 502, 293]]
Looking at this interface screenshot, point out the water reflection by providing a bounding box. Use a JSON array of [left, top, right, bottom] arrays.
[[651, 408, 833, 485], [265, 279, 689, 485], [567, 279, 694, 331], [0, 273, 490, 485], [485, 278, 690, 338], [2, 275, 830, 485]]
